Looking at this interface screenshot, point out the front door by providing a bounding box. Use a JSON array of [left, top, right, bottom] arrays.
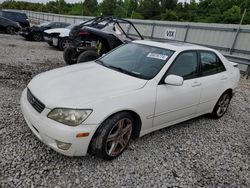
[[154, 51, 201, 127]]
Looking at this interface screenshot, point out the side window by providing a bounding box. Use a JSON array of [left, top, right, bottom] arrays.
[[167, 51, 198, 80], [200, 51, 226, 76], [5, 12, 16, 20]]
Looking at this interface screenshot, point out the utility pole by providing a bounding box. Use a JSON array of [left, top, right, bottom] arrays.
[[239, 8, 247, 25]]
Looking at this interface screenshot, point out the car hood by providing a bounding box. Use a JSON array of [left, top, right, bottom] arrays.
[[44, 28, 70, 34], [28, 62, 147, 108]]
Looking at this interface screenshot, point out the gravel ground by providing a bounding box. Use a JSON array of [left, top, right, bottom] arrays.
[[0, 34, 250, 187]]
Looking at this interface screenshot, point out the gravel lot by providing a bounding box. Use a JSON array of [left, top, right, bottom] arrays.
[[0, 34, 249, 187]]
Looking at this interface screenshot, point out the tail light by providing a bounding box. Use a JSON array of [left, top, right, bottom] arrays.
[[79, 31, 89, 36]]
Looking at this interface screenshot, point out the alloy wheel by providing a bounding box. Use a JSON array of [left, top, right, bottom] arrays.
[[106, 118, 133, 157], [62, 39, 71, 50], [216, 93, 230, 117], [6, 27, 15, 35]]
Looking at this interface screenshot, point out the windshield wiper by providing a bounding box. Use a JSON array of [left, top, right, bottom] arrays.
[[96, 60, 147, 79], [106, 65, 146, 78]]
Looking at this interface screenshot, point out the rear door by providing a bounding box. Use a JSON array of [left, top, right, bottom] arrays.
[[196, 50, 228, 114]]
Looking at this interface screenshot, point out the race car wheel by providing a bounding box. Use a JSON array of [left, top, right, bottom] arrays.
[[77, 50, 99, 63], [32, 33, 42, 41], [63, 46, 78, 65]]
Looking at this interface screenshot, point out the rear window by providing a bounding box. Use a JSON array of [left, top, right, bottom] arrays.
[[16, 13, 28, 19], [4, 12, 17, 20], [2, 11, 27, 20]]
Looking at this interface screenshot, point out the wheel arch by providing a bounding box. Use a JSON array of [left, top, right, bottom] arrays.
[[87, 109, 142, 154], [223, 88, 233, 97]]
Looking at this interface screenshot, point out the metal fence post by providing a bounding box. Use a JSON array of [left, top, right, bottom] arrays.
[[230, 8, 247, 54], [184, 24, 190, 42], [246, 65, 250, 79], [229, 27, 240, 54], [150, 23, 155, 39], [127, 24, 132, 34]]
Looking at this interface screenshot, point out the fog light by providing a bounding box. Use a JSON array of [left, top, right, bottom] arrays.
[[55, 140, 72, 150]]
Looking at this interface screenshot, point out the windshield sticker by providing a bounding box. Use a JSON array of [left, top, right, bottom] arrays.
[[147, 53, 168, 60]]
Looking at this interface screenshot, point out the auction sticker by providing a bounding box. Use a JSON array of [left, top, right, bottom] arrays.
[[147, 53, 168, 60]]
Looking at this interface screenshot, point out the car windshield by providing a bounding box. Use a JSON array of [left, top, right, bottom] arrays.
[[38, 22, 51, 27], [66, 22, 84, 29], [97, 43, 174, 80]]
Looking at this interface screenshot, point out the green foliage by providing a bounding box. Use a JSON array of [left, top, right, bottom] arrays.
[[223, 5, 241, 23], [161, 9, 177, 21], [0, 0, 249, 24], [131, 11, 144, 19]]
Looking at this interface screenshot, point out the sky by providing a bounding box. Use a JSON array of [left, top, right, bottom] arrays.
[[0, 0, 191, 4]]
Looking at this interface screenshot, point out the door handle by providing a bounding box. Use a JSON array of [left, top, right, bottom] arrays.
[[220, 75, 228, 80], [191, 81, 201, 87]]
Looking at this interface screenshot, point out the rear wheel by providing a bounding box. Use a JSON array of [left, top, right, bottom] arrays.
[[90, 112, 134, 160], [63, 46, 78, 65], [32, 33, 42, 41], [58, 38, 71, 51], [211, 91, 232, 119], [77, 50, 99, 63], [6, 26, 15, 35]]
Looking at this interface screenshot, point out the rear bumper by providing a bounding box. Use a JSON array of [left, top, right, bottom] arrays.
[[19, 31, 30, 38], [20, 88, 98, 156]]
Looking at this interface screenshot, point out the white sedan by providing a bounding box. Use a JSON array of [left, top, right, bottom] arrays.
[[20, 40, 240, 160]]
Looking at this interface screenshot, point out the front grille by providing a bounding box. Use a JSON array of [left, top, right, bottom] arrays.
[[27, 88, 45, 113]]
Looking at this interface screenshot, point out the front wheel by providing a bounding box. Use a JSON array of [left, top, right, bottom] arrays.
[[58, 38, 71, 51], [6, 26, 15, 35], [32, 33, 42, 41], [90, 112, 134, 160], [211, 91, 232, 119], [63, 46, 78, 65]]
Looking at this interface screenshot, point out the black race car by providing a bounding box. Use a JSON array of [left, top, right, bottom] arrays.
[[63, 16, 143, 65], [19, 21, 70, 41], [0, 16, 21, 34]]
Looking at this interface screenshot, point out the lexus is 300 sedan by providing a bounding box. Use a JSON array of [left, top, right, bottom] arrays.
[[21, 40, 240, 160]]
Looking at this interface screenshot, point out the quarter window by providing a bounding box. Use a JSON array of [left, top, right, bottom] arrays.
[[200, 51, 226, 76], [167, 51, 198, 80]]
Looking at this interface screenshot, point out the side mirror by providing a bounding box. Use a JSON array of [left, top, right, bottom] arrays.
[[164, 75, 184, 86]]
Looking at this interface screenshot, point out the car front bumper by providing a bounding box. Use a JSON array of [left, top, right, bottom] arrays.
[[20, 88, 98, 156]]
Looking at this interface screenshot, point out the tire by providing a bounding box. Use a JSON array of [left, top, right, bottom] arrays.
[[58, 38, 71, 51], [210, 91, 232, 119], [77, 50, 99, 64], [90, 112, 134, 160], [63, 46, 78, 65], [6, 26, 15, 35], [32, 33, 42, 41], [48, 41, 53, 46]]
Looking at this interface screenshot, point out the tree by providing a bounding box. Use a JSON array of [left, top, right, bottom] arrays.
[[83, 0, 98, 16], [160, 0, 177, 12], [99, 0, 117, 16], [138, 0, 160, 19], [161, 9, 177, 21], [223, 5, 241, 23]]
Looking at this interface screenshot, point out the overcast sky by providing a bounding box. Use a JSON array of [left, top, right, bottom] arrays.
[[0, 0, 191, 4]]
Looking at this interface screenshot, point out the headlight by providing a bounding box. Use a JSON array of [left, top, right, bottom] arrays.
[[47, 108, 92, 126]]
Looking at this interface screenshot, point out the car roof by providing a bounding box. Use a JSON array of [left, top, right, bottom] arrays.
[[1, 10, 26, 15], [134, 40, 214, 52]]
